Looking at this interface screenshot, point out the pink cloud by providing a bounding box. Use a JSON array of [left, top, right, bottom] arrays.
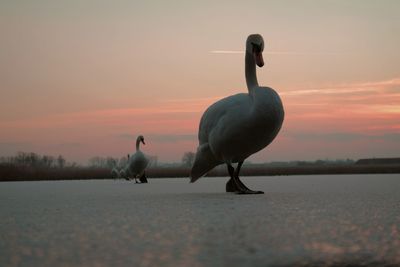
[[280, 79, 400, 133], [1, 78, 399, 163]]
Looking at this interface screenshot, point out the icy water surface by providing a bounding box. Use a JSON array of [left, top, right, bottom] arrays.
[[1, 174, 400, 266]]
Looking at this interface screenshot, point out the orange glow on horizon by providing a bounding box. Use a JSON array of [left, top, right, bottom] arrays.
[[1, 77, 399, 163]]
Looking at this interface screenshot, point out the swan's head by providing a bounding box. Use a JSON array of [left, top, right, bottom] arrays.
[[137, 135, 145, 145], [246, 34, 264, 67]]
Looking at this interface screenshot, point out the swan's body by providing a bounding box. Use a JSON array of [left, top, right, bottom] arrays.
[[190, 34, 284, 194], [126, 135, 149, 183], [195, 88, 283, 165]]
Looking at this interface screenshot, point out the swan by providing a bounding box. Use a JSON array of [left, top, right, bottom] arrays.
[[190, 34, 284, 194], [125, 135, 149, 183]]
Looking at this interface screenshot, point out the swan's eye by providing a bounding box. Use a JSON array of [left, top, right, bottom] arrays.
[[251, 42, 262, 53]]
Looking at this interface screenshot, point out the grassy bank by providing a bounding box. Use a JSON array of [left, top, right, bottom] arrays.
[[0, 165, 110, 182], [1, 164, 400, 182]]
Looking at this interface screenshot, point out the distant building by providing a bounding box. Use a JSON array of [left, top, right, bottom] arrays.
[[355, 158, 400, 165]]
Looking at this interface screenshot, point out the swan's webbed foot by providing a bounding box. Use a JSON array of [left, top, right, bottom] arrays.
[[226, 178, 238, 192], [139, 172, 148, 183], [234, 175, 264, 194], [232, 177, 264, 194], [236, 187, 264, 194], [226, 162, 264, 194]]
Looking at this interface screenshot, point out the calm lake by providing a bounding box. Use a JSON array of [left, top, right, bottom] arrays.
[[1, 174, 399, 266]]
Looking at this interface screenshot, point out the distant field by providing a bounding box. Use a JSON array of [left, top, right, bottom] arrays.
[[1, 164, 399, 182]]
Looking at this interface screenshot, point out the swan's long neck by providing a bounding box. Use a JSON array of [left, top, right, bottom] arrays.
[[245, 51, 258, 91], [136, 138, 141, 151]]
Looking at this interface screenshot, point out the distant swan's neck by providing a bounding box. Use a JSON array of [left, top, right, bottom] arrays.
[[245, 51, 258, 91], [136, 139, 141, 151]]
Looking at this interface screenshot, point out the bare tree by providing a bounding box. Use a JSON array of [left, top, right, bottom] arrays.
[[105, 157, 118, 169], [57, 155, 66, 168], [41, 155, 55, 167]]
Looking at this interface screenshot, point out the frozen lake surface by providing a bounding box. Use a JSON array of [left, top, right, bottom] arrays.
[[1, 174, 400, 266]]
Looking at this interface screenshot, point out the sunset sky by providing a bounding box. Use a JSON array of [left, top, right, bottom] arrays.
[[1, 0, 399, 164]]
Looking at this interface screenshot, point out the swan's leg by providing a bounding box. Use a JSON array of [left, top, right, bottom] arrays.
[[234, 161, 264, 194], [139, 172, 148, 183], [226, 164, 239, 192], [226, 163, 251, 193]]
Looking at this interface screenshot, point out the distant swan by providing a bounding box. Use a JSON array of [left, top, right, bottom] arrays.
[[125, 135, 149, 183], [190, 34, 284, 194]]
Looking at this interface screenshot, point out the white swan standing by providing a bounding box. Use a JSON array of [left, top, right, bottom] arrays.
[[125, 135, 149, 183], [190, 34, 284, 194]]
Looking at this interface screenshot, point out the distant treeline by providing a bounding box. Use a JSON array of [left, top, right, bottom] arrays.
[[0, 165, 109, 182], [0, 152, 69, 168], [2, 164, 400, 182], [0, 152, 155, 169], [1, 152, 399, 182], [0, 152, 105, 181], [355, 157, 400, 165]]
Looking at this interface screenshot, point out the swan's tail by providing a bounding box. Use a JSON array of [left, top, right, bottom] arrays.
[[190, 143, 220, 183]]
